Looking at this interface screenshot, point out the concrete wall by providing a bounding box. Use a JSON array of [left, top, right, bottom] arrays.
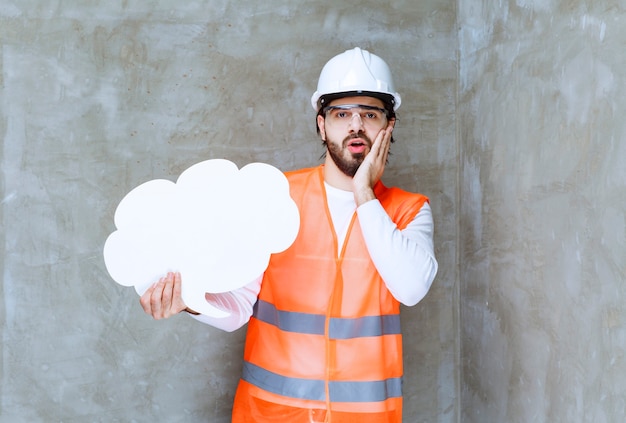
[[459, 1, 626, 422], [1, 1, 458, 422], [8, 1, 623, 422]]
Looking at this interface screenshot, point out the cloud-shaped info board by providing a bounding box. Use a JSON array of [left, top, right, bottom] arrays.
[[103, 159, 300, 317]]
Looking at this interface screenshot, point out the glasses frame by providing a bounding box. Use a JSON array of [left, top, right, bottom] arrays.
[[322, 104, 390, 126]]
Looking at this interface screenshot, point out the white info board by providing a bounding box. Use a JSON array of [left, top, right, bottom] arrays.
[[103, 159, 300, 317]]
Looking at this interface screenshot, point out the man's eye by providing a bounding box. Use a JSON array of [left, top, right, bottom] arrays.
[[364, 113, 378, 119], [336, 112, 349, 118]]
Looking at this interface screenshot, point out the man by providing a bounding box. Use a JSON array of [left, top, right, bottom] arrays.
[[140, 47, 438, 423]]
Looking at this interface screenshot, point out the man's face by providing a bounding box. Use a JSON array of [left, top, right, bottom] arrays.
[[317, 96, 393, 177]]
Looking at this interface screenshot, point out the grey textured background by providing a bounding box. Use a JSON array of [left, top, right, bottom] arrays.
[[458, 1, 626, 422], [1, 0, 624, 422]]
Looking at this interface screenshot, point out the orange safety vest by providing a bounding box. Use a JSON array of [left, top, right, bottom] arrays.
[[235, 166, 428, 422]]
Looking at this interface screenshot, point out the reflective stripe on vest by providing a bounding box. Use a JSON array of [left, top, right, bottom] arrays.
[[253, 299, 401, 339], [242, 361, 403, 403]]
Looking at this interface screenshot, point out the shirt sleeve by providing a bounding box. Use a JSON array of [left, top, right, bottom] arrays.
[[357, 200, 438, 306], [187, 276, 262, 332]]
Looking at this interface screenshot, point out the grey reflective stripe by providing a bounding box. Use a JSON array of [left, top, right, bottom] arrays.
[[253, 300, 326, 335], [243, 361, 402, 403], [329, 314, 401, 339], [243, 361, 326, 401], [329, 378, 403, 402], [253, 300, 401, 339]]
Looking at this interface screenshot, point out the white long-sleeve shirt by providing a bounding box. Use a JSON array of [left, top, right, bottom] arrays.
[[191, 182, 438, 331]]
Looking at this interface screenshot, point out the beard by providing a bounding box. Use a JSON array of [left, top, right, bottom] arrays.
[[325, 132, 373, 177]]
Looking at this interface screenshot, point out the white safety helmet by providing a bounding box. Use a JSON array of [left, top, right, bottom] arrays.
[[311, 47, 401, 111]]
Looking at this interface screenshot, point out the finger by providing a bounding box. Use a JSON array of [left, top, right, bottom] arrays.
[[370, 128, 391, 180], [381, 127, 392, 158], [368, 129, 389, 166], [173, 272, 184, 311], [150, 277, 167, 319], [139, 283, 156, 315], [376, 127, 392, 158], [361, 131, 383, 171], [371, 127, 386, 152], [161, 272, 175, 317]]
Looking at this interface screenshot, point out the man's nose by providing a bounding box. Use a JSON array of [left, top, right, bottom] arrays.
[[348, 112, 364, 132]]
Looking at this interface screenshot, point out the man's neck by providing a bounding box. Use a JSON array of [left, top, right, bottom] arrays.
[[323, 156, 354, 191]]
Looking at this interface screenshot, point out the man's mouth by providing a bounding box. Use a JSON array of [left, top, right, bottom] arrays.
[[346, 139, 368, 154]]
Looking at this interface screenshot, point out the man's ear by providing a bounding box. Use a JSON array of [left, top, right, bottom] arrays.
[[317, 115, 326, 140]]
